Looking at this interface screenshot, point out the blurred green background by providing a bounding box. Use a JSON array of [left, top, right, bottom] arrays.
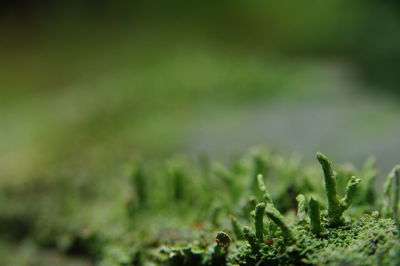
[[1, 1, 400, 263]]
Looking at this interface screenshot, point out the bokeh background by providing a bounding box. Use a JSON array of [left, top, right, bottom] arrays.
[[1, 1, 400, 264]]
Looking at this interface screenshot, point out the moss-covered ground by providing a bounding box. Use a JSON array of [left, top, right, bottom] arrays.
[[1, 149, 399, 265]]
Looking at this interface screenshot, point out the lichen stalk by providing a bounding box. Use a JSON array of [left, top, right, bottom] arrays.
[[309, 196, 321, 235], [340, 176, 361, 210], [265, 205, 295, 245], [257, 174, 274, 205], [254, 202, 266, 242], [230, 216, 245, 240], [296, 194, 307, 223], [382, 170, 394, 217], [317, 152, 360, 226], [317, 152, 341, 225], [243, 226, 260, 253]]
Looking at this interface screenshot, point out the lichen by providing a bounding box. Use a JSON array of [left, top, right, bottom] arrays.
[[1, 149, 399, 265], [162, 152, 400, 265]]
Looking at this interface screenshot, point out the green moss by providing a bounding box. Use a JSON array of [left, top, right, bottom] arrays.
[[160, 152, 399, 265], [254, 203, 266, 242], [257, 174, 274, 205], [230, 216, 245, 241], [296, 194, 307, 223], [317, 152, 361, 227], [1, 149, 399, 265], [308, 196, 321, 235]]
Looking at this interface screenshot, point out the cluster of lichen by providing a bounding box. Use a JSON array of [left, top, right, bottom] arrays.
[[0, 149, 399, 265], [161, 152, 400, 266]]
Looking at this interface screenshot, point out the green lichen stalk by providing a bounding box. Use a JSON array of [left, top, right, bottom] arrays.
[[210, 203, 221, 227], [248, 150, 267, 191], [230, 216, 245, 240], [296, 194, 307, 223], [340, 176, 361, 210], [265, 205, 295, 245], [257, 174, 274, 205], [317, 152, 361, 226], [254, 202, 266, 242], [127, 163, 147, 215], [308, 196, 321, 235], [361, 156, 377, 204], [316, 152, 340, 225], [383, 166, 400, 218], [382, 169, 395, 217], [243, 226, 260, 253]]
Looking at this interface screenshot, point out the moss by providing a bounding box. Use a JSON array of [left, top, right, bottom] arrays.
[[161, 152, 399, 265], [317, 152, 361, 227], [296, 194, 307, 224], [230, 216, 245, 241], [308, 196, 321, 235], [1, 149, 399, 265], [257, 174, 274, 205], [254, 203, 266, 242]]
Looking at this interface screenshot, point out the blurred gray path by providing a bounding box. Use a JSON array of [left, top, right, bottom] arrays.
[[187, 70, 400, 176]]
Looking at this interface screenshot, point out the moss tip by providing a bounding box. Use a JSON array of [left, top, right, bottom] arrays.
[[256, 202, 266, 209], [296, 194, 305, 201], [316, 152, 328, 162], [394, 165, 400, 175], [310, 195, 317, 201], [352, 176, 361, 184], [243, 226, 251, 234]]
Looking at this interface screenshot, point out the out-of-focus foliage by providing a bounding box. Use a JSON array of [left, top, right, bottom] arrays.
[[2, 0, 400, 91]]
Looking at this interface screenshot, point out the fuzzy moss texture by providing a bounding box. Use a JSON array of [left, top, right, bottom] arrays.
[[1, 149, 400, 265]]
